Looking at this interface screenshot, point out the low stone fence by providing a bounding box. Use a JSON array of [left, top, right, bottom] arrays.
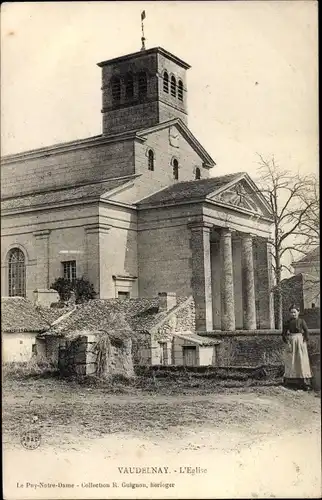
[[199, 329, 320, 390]]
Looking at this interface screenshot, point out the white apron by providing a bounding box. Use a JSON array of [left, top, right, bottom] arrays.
[[284, 333, 312, 379]]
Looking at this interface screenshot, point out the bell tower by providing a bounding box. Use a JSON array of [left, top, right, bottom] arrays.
[[97, 47, 191, 136]]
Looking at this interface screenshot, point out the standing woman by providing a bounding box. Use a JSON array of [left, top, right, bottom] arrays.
[[282, 305, 312, 390]]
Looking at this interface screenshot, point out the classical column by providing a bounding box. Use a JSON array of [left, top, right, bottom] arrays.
[[241, 233, 257, 330], [220, 228, 235, 331], [33, 229, 51, 289], [189, 221, 213, 332], [254, 237, 275, 329], [266, 239, 275, 328]]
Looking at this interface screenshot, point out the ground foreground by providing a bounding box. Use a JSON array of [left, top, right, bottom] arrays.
[[2, 376, 321, 499]]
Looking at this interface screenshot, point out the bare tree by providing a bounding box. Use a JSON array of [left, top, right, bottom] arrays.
[[294, 176, 319, 251], [255, 155, 318, 328], [291, 178, 320, 299]]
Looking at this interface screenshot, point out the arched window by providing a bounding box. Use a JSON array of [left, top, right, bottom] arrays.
[[148, 149, 154, 171], [195, 167, 201, 180], [8, 248, 26, 297], [173, 159, 179, 180], [111, 76, 121, 104], [170, 76, 176, 97], [125, 73, 134, 100], [163, 71, 169, 93], [178, 80, 184, 101], [138, 72, 147, 98]]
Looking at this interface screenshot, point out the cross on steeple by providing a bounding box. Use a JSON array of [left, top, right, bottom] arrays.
[[141, 10, 146, 51]]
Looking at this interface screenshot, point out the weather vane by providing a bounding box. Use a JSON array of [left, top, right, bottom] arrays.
[[141, 10, 146, 51]]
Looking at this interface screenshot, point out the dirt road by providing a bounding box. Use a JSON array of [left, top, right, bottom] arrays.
[[2, 378, 321, 499]]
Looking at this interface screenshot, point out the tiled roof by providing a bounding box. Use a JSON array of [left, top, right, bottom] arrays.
[[137, 173, 242, 206], [176, 333, 221, 346], [41, 297, 189, 337], [36, 305, 75, 325], [293, 247, 320, 265], [1, 297, 53, 333], [1, 178, 134, 211]]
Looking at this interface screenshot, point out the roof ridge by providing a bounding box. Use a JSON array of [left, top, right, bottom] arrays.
[[293, 246, 320, 263], [49, 306, 77, 327], [149, 296, 194, 333]]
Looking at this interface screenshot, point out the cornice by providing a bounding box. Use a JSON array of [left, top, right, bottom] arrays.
[[33, 229, 51, 238], [84, 223, 111, 234], [112, 275, 138, 282], [187, 220, 213, 231]]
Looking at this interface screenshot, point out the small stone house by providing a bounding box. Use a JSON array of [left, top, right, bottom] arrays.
[[37, 293, 220, 368], [1, 297, 61, 363]]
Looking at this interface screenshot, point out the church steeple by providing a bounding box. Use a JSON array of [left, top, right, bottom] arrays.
[[97, 47, 191, 136]]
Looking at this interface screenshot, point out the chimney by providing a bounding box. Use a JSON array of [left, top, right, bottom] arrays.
[[158, 292, 177, 312]]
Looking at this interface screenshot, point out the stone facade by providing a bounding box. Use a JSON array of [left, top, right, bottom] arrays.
[[1, 45, 275, 332]]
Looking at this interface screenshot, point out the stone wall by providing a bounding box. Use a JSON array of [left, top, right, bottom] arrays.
[[58, 334, 134, 378], [201, 330, 320, 389], [203, 331, 320, 366], [302, 308, 320, 329]]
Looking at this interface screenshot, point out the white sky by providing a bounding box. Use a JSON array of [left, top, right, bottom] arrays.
[[1, 1, 318, 182]]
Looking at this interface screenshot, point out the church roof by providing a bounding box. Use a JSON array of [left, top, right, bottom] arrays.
[[1, 177, 135, 211], [97, 46, 191, 70], [293, 247, 320, 265], [137, 173, 242, 206]]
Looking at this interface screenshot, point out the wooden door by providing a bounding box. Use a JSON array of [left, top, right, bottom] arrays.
[[183, 346, 197, 366], [159, 342, 168, 365]]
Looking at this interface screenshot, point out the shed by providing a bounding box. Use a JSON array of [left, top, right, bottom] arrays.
[[173, 333, 221, 366]]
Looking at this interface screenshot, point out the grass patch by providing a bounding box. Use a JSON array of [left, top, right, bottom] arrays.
[[2, 359, 59, 379], [64, 371, 283, 395], [2, 361, 284, 394]]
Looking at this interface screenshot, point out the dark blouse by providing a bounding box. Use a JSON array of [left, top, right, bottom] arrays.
[[282, 318, 309, 342]]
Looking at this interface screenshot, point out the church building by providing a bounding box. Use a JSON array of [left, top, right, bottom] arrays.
[[1, 45, 275, 332]]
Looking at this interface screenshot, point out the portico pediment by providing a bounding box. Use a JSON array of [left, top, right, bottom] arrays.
[[207, 175, 272, 219]]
